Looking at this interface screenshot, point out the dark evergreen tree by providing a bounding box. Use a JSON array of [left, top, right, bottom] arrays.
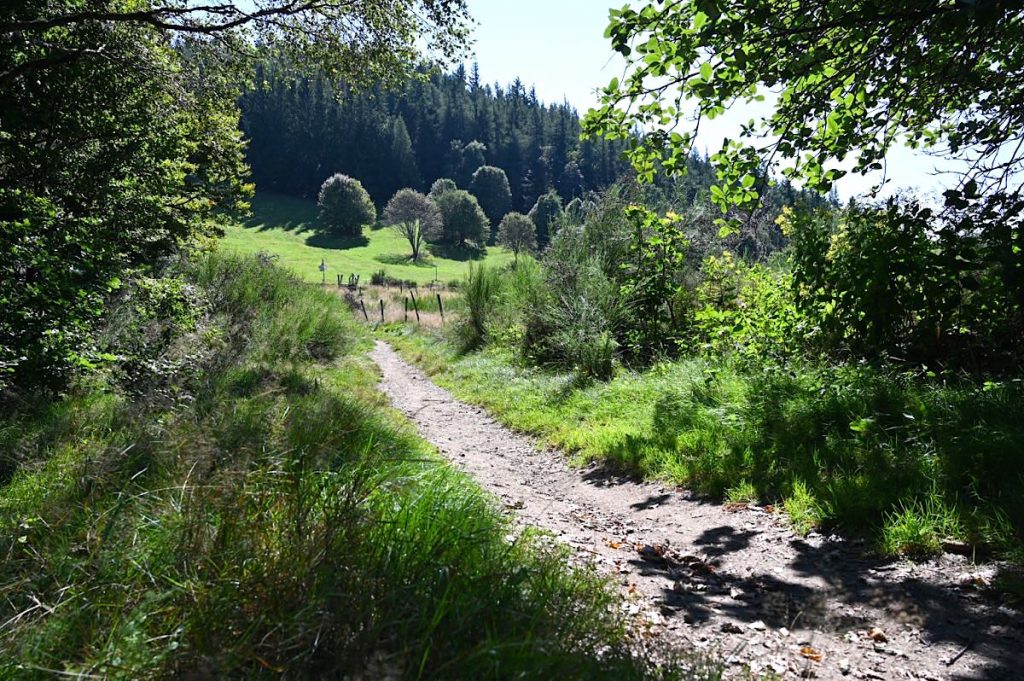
[[239, 64, 633, 212], [239, 62, 826, 227], [389, 116, 421, 190]]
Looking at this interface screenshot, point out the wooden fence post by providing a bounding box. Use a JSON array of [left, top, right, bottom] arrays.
[[359, 300, 368, 321], [437, 293, 444, 324], [404, 297, 409, 322], [410, 292, 420, 324], [379, 299, 385, 323]]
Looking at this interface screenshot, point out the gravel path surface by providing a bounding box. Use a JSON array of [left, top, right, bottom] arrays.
[[370, 341, 1022, 680]]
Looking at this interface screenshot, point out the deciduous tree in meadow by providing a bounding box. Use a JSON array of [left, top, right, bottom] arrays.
[[469, 165, 512, 228], [436, 189, 489, 247], [496, 212, 537, 263], [384, 189, 442, 260], [318, 174, 376, 237]]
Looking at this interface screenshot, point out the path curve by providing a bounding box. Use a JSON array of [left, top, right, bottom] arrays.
[[370, 341, 1021, 680]]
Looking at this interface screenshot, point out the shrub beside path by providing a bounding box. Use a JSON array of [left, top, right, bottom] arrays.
[[370, 341, 1021, 680]]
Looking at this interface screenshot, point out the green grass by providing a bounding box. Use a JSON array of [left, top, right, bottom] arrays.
[[220, 193, 514, 285], [383, 326, 1024, 560], [0, 253, 699, 680]]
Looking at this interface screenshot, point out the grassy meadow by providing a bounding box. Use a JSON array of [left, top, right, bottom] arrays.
[[0, 253, 698, 679], [220, 193, 514, 285]]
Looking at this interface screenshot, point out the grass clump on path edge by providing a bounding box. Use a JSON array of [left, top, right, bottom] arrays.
[[0, 253, 695, 680], [382, 327, 1024, 563]]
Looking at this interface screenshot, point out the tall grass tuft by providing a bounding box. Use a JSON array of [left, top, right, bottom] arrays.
[[459, 262, 500, 350]]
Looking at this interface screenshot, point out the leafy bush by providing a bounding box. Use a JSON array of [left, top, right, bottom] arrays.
[[318, 173, 376, 236], [690, 251, 805, 361], [521, 225, 626, 378], [786, 199, 1024, 372], [99, 273, 209, 393], [0, 20, 248, 395], [617, 206, 691, 359]]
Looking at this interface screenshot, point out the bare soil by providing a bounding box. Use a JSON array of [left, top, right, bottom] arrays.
[[370, 341, 1023, 680]]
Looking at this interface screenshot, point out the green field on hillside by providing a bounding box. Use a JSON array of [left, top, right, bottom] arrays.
[[220, 193, 514, 284]]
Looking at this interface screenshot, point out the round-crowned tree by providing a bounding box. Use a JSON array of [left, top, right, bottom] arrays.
[[428, 177, 458, 200], [496, 212, 537, 263], [383, 188, 442, 260], [469, 165, 512, 227], [528, 190, 563, 248], [436, 189, 489, 247], [318, 173, 375, 236]]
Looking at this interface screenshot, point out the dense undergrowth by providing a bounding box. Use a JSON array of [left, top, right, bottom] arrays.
[[0, 253, 694, 679], [384, 315, 1024, 564], [381, 191, 1024, 564]]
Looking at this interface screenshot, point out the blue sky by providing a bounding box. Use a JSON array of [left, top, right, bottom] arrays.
[[465, 0, 958, 201], [467, 0, 624, 113]]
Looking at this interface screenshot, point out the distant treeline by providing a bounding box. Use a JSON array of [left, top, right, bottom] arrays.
[[240, 63, 632, 212]]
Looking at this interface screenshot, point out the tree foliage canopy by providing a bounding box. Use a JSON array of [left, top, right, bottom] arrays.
[[1, 0, 469, 392], [436, 189, 489, 247], [384, 188, 442, 260], [1, 8, 248, 390], [429, 178, 459, 200], [584, 0, 1024, 223], [529, 190, 564, 248], [318, 174, 376, 236], [3, 0, 471, 88], [497, 212, 537, 261], [469, 165, 513, 227]]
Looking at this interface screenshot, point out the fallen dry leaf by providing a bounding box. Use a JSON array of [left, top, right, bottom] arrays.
[[867, 626, 887, 643], [800, 646, 824, 662], [605, 539, 623, 550], [637, 543, 668, 561]]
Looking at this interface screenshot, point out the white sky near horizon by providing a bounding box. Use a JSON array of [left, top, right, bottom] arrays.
[[465, 0, 963, 202]]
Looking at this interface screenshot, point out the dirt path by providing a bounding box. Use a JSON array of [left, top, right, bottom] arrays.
[[370, 341, 1021, 680]]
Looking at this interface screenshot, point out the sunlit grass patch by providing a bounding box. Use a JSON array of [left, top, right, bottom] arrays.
[[0, 253, 689, 680], [726, 480, 759, 505], [220, 193, 514, 285], [386, 325, 1024, 562]]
